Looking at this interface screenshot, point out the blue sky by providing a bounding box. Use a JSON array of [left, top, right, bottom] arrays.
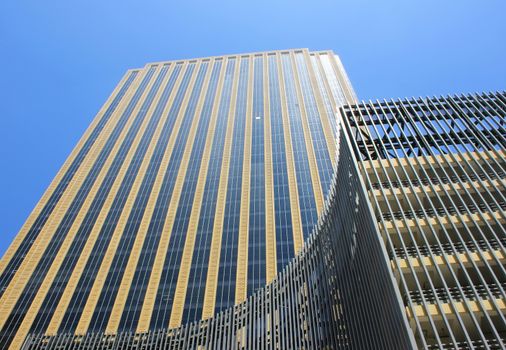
[[0, 0, 505, 257]]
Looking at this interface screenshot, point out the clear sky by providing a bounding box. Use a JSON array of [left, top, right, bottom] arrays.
[[0, 0, 505, 257]]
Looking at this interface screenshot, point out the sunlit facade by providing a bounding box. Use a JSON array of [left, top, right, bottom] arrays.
[[343, 93, 506, 348], [1, 49, 504, 349], [0, 49, 356, 349]]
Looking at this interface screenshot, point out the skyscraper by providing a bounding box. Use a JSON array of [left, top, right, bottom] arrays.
[[1, 49, 504, 350], [0, 49, 356, 349]]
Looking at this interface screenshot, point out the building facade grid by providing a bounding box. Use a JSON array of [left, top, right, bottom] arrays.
[[0, 48, 504, 349]]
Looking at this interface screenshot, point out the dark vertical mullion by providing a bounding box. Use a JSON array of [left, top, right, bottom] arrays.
[[101, 62, 196, 332], [57, 63, 193, 333], [0, 71, 139, 295], [57, 64, 177, 333], [294, 52, 333, 197], [29, 65, 174, 336], [215, 57, 249, 312], [268, 55, 295, 273], [280, 54, 317, 240], [0, 66, 158, 350], [247, 56, 266, 296], [38, 68, 163, 336], [149, 61, 215, 329], [182, 58, 235, 323]]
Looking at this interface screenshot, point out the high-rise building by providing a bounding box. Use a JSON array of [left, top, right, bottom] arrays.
[[1, 49, 504, 350], [0, 49, 356, 349], [342, 93, 506, 348]]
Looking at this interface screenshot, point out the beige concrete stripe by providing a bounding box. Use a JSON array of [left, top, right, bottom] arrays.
[[374, 178, 503, 213], [327, 52, 357, 104], [136, 60, 212, 333], [393, 249, 505, 274], [406, 298, 506, 340], [0, 67, 149, 331], [289, 51, 324, 215], [263, 53, 277, 283], [407, 298, 505, 319], [72, 64, 181, 335], [363, 150, 506, 181], [9, 65, 169, 347], [302, 50, 337, 168], [311, 53, 344, 153], [276, 53, 304, 254], [201, 57, 240, 319], [382, 211, 506, 235], [313, 54, 340, 117], [168, 60, 226, 329], [101, 64, 188, 334], [234, 55, 254, 304], [0, 70, 136, 276], [0, 70, 142, 280], [43, 64, 182, 336], [93, 61, 190, 335]]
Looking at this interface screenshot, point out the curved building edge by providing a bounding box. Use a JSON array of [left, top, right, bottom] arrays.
[[22, 112, 418, 349]]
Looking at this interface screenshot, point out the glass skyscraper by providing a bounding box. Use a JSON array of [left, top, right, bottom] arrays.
[[0, 49, 356, 349], [1, 49, 504, 350]]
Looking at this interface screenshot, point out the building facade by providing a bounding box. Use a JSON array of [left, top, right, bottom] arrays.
[[0, 49, 357, 349], [0, 49, 504, 349], [342, 93, 506, 348]]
